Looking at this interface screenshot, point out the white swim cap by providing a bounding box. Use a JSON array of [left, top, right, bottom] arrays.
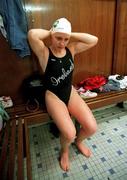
[[51, 18, 71, 35]]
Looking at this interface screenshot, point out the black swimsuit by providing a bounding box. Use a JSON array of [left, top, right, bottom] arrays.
[[44, 47, 74, 105]]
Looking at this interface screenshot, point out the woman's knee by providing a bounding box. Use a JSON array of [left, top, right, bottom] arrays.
[[88, 122, 97, 135], [82, 119, 97, 136], [63, 128, 76, 143]]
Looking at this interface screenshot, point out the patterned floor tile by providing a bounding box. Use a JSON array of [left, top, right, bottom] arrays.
[[28, 103, 127, 180]]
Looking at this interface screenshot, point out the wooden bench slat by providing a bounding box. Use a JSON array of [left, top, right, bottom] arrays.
[[87, 93, 127, 109], [24, 120, 32, 180], [85, 90, 127, 103], [25, 113, 50, 126], [7, 119, 16, 180], [17, 119, 24, 180], [86, 91, 127, 109], [0, 128, 5, 145], [7, 106, 44, 119], [0, 122, 10, 179]]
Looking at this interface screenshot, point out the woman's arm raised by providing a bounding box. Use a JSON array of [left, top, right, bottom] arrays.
[[68, 32, 98, 55], [28, 29, 50, 58]]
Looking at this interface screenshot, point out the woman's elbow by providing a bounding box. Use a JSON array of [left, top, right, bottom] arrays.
[[88, 37, 98, 49], [93, 36, 98, 45], [91, 36, 98, 47], [28, 29, 35, 40]]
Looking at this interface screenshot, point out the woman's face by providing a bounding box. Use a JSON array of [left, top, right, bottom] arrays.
[[51, 32, 70, 49]]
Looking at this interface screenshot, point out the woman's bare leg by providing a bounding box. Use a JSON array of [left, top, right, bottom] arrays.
[[45, 91, 76, 171], [59, 134, 71, 171], [68, 86, 97, 157]]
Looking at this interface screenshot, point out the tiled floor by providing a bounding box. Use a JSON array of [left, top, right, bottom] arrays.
[[28, 103, 127, 180]]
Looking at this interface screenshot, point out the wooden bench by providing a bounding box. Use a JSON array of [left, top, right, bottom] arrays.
[[0, 104, 50, 180], [84, 90, 127, 109], [0, 117, 32, 180], [0, 89, 127, 179]]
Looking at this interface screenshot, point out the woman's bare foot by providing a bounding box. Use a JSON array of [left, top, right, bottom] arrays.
[[76, 141, 92, 157], [60, 150, 70, 171]]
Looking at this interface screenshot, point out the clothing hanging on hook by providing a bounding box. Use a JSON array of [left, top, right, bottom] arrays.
[[0, 0, 31, 58]]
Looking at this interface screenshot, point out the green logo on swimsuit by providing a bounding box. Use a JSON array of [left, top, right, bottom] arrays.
[[53, 20, 59, 28]]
